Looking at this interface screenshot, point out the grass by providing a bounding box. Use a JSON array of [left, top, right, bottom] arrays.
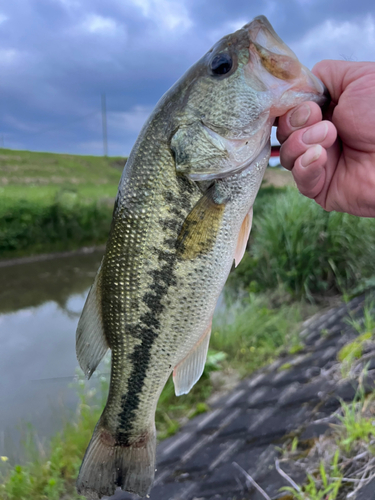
[[211, 291, 316, 376], [230, 187, 375, 301], [338, 299, 375, 376], [281, 392, 375, 500], [282, 451, 343, 500], [0, 149, 124, 188], [279, 300, 375, 499], [0, 149, 124, 259]]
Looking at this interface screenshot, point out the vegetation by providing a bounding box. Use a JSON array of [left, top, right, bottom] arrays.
[[211, 292, 316, 376], [339, 298, 375, 376], [279, 299, 375, 499], [281, 451, 343, 500], [0, 149, 124, 258], [2, 156, 375, 498], [281, 391, 375, 500], [230, 187, 375, 301]]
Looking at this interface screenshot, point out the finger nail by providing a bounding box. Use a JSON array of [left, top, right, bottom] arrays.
[[303, 122, 328, 145], [301, 145, 322, 167], [290, 104, 311, 127]]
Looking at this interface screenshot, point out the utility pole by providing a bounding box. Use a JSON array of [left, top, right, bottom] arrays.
[[101, 93, 108, 157]]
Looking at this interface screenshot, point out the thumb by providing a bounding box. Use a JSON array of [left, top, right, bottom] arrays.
[[312, 60, 353, 105]]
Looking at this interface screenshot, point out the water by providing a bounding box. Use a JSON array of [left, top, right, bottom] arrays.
[[0, 249, 104, 462]]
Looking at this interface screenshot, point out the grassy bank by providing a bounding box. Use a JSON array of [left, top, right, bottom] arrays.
[[0, 149, 124, 258]]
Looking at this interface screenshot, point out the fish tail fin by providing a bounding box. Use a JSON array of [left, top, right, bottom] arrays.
[[77, 421, 156, 498]]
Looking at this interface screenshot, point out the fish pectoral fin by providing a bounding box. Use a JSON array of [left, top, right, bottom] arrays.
[[173, 321, 212, 396], [76, 266, 109, 379], [234, 206, 253, 268], [176, 186, 226, 260]]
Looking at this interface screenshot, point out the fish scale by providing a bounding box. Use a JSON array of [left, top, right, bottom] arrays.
[[75, 15, 328, 499]]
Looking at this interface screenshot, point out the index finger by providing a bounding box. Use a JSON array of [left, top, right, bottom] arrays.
[[276, 101, 323, 144]]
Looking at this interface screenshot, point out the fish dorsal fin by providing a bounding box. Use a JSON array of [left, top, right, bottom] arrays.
[[76, 267, 109, 379], [173, 321, 212, 396], [234, 206, 253, 268], [176, 186, 226, 261]]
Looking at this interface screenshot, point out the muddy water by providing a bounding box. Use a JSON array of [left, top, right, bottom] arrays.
[[0, 249, 104, 462]]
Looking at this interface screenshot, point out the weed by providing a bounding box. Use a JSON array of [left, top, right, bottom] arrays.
[[335, 398, 375, 454], [291, 437, 299, 453], [339, 298, 375, 375], [289, 344, 304, 355], [279, 363, 293, 371], [211, 292, 315, 376], [229, 188, 375, 301], [281, 451, 342, 500], [338, 333, 372, 376]]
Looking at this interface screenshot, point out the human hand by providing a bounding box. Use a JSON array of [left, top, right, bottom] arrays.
[[277, 60, 375, 217]]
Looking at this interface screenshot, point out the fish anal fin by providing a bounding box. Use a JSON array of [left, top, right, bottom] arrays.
[[176, 187, 225, 260], [173, 321, 212, 396], [76, 267, 109, 379], [234, 206, 253, 268]]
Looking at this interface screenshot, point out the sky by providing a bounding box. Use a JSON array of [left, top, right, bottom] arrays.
[[0, 0, 374, 157]]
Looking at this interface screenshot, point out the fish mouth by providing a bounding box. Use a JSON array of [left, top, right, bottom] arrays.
[[244, 16, 330, 112]]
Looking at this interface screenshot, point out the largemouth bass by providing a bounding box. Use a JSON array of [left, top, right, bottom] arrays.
[[76, 15, 327, 499]]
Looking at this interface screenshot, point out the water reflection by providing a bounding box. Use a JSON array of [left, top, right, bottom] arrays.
[[0, 249, 103, 462]]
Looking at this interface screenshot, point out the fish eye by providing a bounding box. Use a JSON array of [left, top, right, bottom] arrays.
[[210, 53, 233, 76]]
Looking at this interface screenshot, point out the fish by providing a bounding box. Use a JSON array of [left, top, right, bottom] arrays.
[[76, 15, 328, 499]]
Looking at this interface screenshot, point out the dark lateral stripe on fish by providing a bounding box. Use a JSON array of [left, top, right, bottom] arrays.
[[117, 248, 177, 444], [110, 176, 198, 444]]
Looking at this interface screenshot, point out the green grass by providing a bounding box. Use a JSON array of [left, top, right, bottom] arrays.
[[211, 291, 315, 376], [230, 187, 375, 301], [336, 398, 375, 454], [338, 299, 375, 376], [0, 149, 124, 188], [282, 393, 375, 500], [282, 451, 342, 500], [0, 149, 124, 258]]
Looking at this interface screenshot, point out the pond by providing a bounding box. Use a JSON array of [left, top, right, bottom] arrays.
[[0, 249, 104, 462]]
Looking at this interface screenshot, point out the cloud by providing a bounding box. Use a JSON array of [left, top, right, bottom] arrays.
[[109, 106, 153, 133], [81, 14, 121, 34], [0, 48, 21, 66], [291, 15, 375, 68], [130, 0, 193, 31]]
